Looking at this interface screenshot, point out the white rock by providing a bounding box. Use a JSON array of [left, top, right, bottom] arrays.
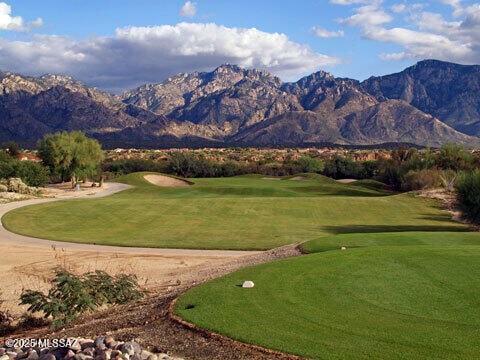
[[242, 281, 255, 288], [341, 246, 347, 250]]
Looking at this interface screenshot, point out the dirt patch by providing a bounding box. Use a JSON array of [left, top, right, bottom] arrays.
[[12, 243, 304, 360], [417, 188, 467, 224], [0, 183, 257, 316], [336, 179, 357, 184], [144, 175, 191, 187], [289, 176, 306, 181]]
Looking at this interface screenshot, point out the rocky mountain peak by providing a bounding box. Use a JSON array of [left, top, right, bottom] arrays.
[[1, 61, 479, 148]]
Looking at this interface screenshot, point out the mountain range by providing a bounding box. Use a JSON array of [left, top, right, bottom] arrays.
[[0, 59, 479, 148]]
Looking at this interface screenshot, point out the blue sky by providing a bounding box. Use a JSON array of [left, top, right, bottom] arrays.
[[0, 0, 479, 92]]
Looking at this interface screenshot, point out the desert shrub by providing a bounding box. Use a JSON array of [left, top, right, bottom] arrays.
[[439, 169, 458, 192], [435, 143, 474, 171], [0, 292, 14, 335], [401, 169, 443, 191], [20, 268, 146, 327], [102, 158, 164, 175], [0, 159, 49, 187], [14, 313, 48, 331], [455, 170, 480, 224], [293, 157, 324, 174], [12, 161, 49, 187]]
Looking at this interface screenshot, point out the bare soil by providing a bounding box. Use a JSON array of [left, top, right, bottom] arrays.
[[9, 243, 304, 360], [335, 179, 357, 184], [417, 188, 465, 223]]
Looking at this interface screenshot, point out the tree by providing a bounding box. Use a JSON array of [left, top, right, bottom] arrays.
[[38, 131, 103, 184], [296, 156, 324, 173], [2, 141, 20, 158], [435, 143, 474, 171]]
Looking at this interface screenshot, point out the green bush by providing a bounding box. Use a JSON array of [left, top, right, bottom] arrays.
[[0, 158, 50, 187], [20, 268, 146, 327], [436, 143, 474, 171], [455, 170, 480, 224], [102, 158, 164, 175]]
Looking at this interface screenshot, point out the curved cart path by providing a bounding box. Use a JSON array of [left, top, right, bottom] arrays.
[[0, 182, 260, 257], [3, 182, 305, 359], [0, 182, 261, 317]]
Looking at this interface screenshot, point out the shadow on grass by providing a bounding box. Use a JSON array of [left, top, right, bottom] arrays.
[[418, 214, 455, 222], [294, 186, 393, 197], [322, 224, 470, 234]]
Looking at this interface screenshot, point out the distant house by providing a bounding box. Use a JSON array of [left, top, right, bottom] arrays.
[[17, 153, 41, 162]]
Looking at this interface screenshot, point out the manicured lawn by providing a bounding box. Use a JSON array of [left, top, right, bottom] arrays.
[[176, 232, 480, 359], [1, 173, 466, 250]]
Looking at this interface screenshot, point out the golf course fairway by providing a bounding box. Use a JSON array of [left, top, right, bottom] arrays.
[[175, 233, 480, 359], [1, 173, 468, 250]]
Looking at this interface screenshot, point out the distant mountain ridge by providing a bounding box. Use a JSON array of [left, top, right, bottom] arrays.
[[0, 60, 479, 148]]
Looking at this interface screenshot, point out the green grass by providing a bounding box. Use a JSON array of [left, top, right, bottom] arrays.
[[302, 231, 479, 253], [4, 171, 479, 358], [1, 173, 467, 250], [176, 232, 480, 359]]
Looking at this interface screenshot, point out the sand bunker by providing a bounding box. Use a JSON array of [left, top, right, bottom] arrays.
[[144, 174, 191, 187], [290, 176, 306, 181], [336, 179, 357, 184]]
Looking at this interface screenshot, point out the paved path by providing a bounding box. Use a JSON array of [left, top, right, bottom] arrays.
[[0, 182, 261, 257]]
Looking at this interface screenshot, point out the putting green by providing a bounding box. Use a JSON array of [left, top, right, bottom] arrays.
[[176, 233, 480, 359], [1, 173, 467, 250]]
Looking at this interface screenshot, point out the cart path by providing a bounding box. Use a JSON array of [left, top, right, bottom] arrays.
[[0, 182, 261, 257]]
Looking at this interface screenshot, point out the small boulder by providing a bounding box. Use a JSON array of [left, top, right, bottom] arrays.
[[26, 350, 39, 360], [119, 343, 140, 357], [39, 354, 56, 360], [242, 281, 255, 288], [94, 337, 105, 349], [63, 350, 75, 360]]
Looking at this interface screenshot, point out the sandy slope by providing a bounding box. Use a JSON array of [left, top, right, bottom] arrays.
[[144, 174, 191, 187]]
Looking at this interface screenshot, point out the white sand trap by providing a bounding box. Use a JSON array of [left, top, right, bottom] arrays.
[[144, 174, 191, 187], [336, 179, 357, 184], [262, 177, 281, 180], [290, 176, 306, 181]]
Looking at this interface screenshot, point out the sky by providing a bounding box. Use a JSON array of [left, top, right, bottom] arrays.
[[0, 0, 479, 92]]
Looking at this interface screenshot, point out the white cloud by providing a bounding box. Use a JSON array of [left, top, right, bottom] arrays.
[[0, 2, 24, 31], [0, 23, 339, 92], [340, 3, 393, 27], [332, 0, 480, 65], [0, 2, 42, 31], [440, 0, 463, 16], [28, 17, 43, 29], [391, 4, 406, 13], [410, 11, 461, 32], [313, 26, 344, 38], [179, 1, 196, 18], [364, 23, 472, 62]]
